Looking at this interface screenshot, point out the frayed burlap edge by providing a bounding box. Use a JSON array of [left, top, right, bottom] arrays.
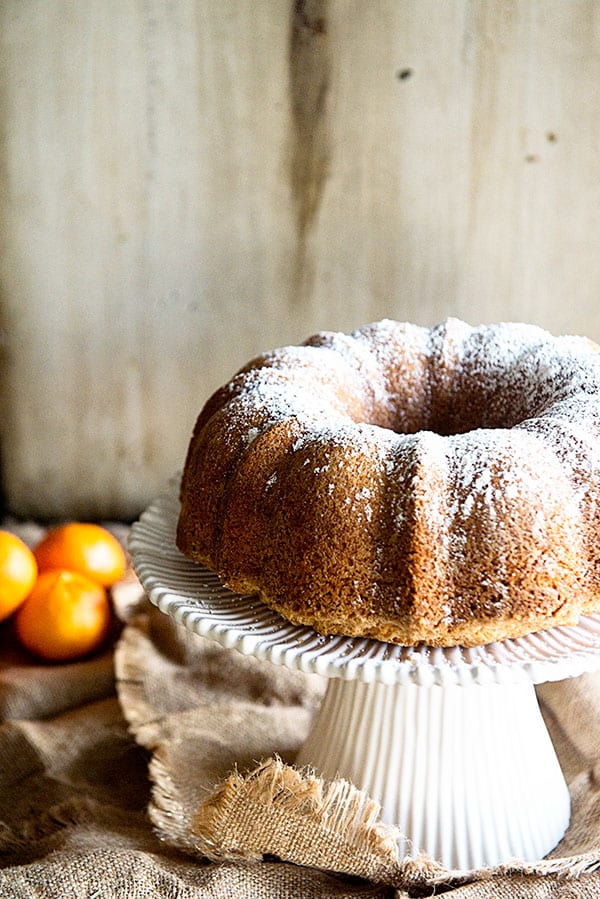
[[148, 748, 204, 856], [191, 755, 411, 884], [186, 757, 600, 891]]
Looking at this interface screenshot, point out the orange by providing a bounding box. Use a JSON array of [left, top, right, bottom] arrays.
[[33, 523, 127, 588], [0, 530, 38, 622], [15, 569, 111, 662]]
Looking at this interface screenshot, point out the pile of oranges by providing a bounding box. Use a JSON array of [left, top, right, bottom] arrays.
[[0, 524, 127, 662]]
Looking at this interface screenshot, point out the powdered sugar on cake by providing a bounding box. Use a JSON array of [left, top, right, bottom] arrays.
[[177, 317, 600, 647]]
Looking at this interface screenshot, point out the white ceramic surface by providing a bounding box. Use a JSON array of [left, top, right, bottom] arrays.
[[296, 678, 570, 869], [129, 483, 600, 869]]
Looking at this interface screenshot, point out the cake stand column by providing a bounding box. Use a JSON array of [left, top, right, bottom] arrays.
[[295, 677, 570, 870]]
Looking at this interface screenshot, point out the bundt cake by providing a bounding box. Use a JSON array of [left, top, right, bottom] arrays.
[[176, 318, 600, 647]]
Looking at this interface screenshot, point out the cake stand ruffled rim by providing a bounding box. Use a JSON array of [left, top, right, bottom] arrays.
[[129, 483, 600, 688]]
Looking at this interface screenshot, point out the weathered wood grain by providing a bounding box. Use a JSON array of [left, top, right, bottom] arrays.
[[1, 1, 599, 518]]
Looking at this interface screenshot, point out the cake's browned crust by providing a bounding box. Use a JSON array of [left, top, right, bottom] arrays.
[[176, 318, 600, 647]]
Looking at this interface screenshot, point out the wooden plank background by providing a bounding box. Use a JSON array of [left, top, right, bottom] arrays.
[[1, 0, 599, 519]]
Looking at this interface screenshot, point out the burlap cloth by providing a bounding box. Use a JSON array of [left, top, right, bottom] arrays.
[[0, 522, 599, 897]]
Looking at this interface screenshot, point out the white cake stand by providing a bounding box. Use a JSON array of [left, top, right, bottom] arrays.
[[129, 485, 600, 872]]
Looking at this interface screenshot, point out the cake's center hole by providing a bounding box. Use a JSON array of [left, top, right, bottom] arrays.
[[370, 391, 531, 437]]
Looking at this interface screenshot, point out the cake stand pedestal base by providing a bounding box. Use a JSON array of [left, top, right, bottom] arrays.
[[296, 677, 570, 870]]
